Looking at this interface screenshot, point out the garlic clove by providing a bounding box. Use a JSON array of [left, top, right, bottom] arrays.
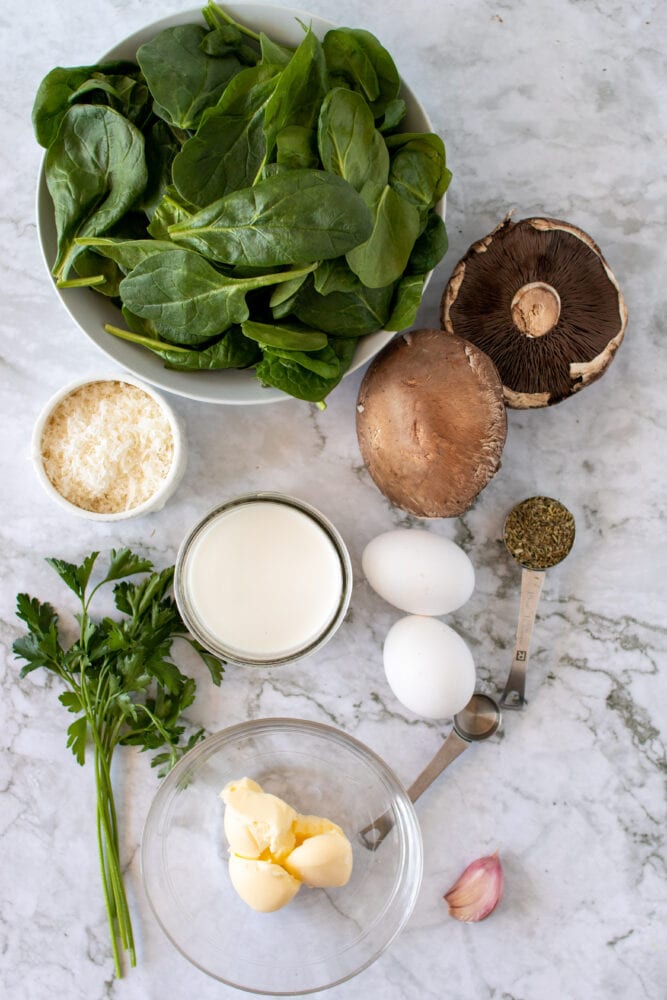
[[443, 851, 503, 922]]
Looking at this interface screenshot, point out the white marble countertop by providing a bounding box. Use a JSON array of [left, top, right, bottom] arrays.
[[2, 0, 665, 998]]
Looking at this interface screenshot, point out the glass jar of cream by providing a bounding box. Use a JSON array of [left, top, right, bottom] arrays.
[[174, 493, 352, 666]]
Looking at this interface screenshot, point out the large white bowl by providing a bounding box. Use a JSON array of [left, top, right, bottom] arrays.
[[36, 4, 439, 405]]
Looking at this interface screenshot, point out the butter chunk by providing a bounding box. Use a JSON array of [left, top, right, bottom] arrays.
[[292, 813, 344, 842], [221, 778, 353, 912], [228, 855, 301, 913], [221, 777, 296, 859], [284, 829, 353, 888]]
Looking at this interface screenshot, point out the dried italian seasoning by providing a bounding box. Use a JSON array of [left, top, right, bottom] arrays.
[[503, 496, 575, 570]]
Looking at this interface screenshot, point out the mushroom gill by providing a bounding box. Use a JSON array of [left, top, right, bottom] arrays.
[[441, 217, 627, 407]]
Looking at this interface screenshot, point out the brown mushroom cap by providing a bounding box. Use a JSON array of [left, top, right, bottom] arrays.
[[356, 329, 507, 518], [441, 217, 628, 408]]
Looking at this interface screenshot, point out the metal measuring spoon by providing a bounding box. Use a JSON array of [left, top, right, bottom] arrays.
[[359, 693, 501, 850], [499, 496, 575, 710]]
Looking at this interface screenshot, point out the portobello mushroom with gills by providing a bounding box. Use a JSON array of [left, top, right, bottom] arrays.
[[356, 329, 507, 518], [441, 216, 627, 408]]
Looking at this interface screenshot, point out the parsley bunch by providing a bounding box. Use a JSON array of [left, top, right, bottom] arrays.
[[13, 549, 224, 978]]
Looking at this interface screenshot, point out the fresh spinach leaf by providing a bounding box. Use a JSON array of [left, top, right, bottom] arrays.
[[74, 211, 156, 290], [323, 28, 400, 118], [268, 270, 313, 318], [346, 184, 420, 288], [293, 273, 395, 336], [241, 319, 328, 351], [387, 132, 452, 210], [105, 322, 260, 369], [261, 343, 341, 378], [32, 61, 138, 148], [169, 169, 372, 267], [137, 24, 243, 130], [259, 32, 293, 67], [258, 163, 290, 181], [172, 64, 279, 207], [408, 209, 448, 273], [385, 273, 426, 331], [121, 305, 161, 339], [331, 335, 359, 368], [68, 76, 124, 103], [378, 97, 407, 133], [254, 353, 330, 402], [45, 105, 148, 283], [263, 29, 327, 160], [276, 125, 319, 169], [119, 248, 316, 343], [199, 24, 259, 64], [312, 258, 361, 295], [317, 87, 388, 197], [68, 72, 152, 129], [228, 263, 273, 279], [75, 236, 184, 273], [73, 249, 123, 297], [255, 336, 357, 402], [142, 120, 183, 220], [147, 185, 196, 240]]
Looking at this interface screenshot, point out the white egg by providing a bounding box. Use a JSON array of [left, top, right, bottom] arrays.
[[383, 616, 475, 719], [362, 529, 475, 616]]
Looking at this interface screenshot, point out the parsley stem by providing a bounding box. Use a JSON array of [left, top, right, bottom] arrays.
[[80, 665, 135, 975], [95, 749, 122, 979], [94, 739, 136, 970]]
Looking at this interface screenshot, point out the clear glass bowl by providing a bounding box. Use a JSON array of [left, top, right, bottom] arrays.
[[141, 718, 423, 995]]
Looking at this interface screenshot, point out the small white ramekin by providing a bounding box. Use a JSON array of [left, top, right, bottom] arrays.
[[31, 372, 187, 521]]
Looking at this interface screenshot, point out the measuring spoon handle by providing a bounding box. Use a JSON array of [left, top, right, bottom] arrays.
[[407, 729, 471, 800], [359, 729, 470, 850], [500, 567, 545, 709]]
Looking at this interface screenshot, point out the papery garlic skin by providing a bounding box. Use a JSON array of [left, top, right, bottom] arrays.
[[443, 851, 503, 922]]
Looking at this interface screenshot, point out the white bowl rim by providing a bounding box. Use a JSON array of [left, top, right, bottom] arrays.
[[31, 370, 186, 520], [35, 3, 442, 405]]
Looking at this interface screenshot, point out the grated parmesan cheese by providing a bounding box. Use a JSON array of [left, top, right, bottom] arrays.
[[40, 380, 175, 514]]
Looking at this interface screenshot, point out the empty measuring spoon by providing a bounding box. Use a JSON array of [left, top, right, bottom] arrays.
[[360, 693, 501, 850], [499, 496, 575, 710]]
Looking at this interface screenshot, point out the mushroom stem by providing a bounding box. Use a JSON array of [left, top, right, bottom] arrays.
[[510, 282, 561, 338]]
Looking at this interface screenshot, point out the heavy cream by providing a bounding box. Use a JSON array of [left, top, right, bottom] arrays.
[[176, 496, 350, 663]]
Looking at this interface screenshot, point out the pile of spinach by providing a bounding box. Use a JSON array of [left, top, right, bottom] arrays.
[[34, 2, 451, 404]]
